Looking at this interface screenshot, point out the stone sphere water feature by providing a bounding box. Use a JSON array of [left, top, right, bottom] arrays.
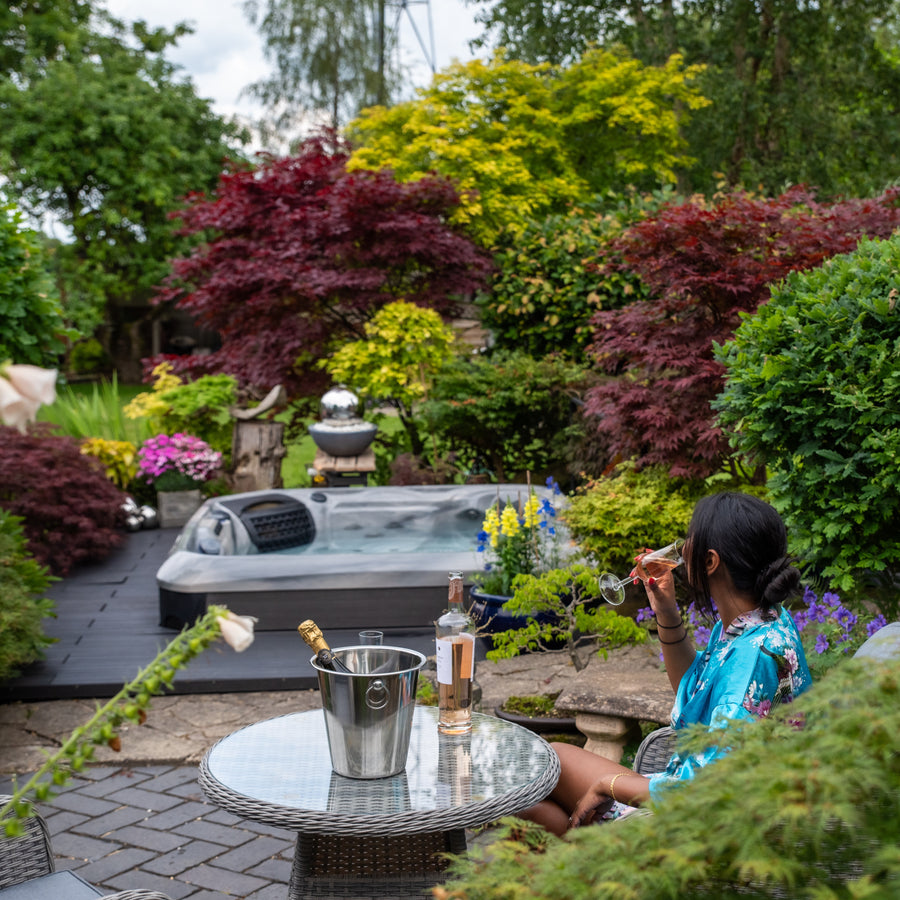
[[309, 386, 378, 457]]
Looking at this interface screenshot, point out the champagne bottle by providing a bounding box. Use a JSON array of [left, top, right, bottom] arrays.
[[435, 571, 475, 734], [298, 619, 353, 674]]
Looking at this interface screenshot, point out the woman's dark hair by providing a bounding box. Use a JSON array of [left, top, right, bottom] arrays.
[[684, 492, 800, 618]]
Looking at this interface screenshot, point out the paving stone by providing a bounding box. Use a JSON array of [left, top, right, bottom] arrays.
[[105, 785, 186, 811], [246, 884, 292, 900], [76, 771, 153, 797], [139, 766, 201, 793], [47, 791, 120, 818], [181, 891, 230, 900], [174, 818, 257, 848], [245, 855, 293, 882], [210, 835, 294, 871], [182, 862, 269, 896], [143, 839, 228, 876], [51, 830, 122, 861], [113, 823, 189, 853], [74, 846, 156, 883], [105, 869, 198, 899], [72, 802, 152, 836], [141, 800, 214, 830], [203, 808, 244, 827], [43, 809, 90, 834]]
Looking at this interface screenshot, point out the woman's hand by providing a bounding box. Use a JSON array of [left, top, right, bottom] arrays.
[[568, 782, 615, 829]]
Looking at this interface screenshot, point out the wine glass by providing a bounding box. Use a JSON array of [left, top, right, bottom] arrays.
[[598, 539, 685, 605]]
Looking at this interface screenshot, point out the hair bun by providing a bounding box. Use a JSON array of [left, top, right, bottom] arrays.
[[756, 557, 801, 608]]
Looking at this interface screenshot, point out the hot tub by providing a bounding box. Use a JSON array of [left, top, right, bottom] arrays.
[[156, 483, 548, 631]]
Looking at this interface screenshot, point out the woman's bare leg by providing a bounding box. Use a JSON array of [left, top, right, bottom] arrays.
[[517, 742, 633, 836]]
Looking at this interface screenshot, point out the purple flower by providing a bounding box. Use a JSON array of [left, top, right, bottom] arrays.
[[815, 633, 830, 654], [867, 615, 888, 638]]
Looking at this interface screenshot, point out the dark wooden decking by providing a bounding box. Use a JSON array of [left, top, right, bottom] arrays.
[[2, 528, 435, 702]]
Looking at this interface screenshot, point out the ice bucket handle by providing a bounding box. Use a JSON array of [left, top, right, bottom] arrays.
[[365, 679, 389, 710]]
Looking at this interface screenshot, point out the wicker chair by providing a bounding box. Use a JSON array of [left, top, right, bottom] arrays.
[[633, 725, 677, 776], [0, 795, 173, 900]]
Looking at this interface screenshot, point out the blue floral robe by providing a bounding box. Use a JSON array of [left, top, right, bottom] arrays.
[[646, 606, 812, 803]]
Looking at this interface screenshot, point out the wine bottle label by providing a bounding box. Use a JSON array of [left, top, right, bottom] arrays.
[[436, 634, 475, 684]]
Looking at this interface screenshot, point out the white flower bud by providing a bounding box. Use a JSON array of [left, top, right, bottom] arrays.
[[0, 378, 40, 433], [216, 611, 258, 652], [4, 365, 57, 406]]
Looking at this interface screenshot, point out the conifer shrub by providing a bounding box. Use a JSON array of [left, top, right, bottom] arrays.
[[0, 509, 56, 683], [440, 655, 900, 899], [0, 425, 125, 575]]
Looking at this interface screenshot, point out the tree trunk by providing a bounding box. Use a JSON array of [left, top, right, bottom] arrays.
[[231, 421, 287, 493]]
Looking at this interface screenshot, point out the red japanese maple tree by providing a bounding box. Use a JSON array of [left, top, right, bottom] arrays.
[[150, 132, 492, 397], [582, 187, 900, 479]]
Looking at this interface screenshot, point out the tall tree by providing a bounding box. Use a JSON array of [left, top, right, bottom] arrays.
[[0, 3, 248, 371], [347, 50, 708, 245], [151, 134, 493, 399], [581, 188, 900, 480], [467, 0, 900, 198], [243, 0, 400, 131]]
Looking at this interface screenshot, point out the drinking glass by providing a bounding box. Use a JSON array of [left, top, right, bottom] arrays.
[[359, 630, 384, 645], [598, 539, 685, 606]]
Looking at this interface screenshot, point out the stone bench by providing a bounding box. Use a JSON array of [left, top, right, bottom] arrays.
[[554, 644, 674, 762]]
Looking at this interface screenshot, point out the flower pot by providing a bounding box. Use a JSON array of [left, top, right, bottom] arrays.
[[157, 489, 203, 529], [468, 586, 564, 652], [493, 704, 579, 736]]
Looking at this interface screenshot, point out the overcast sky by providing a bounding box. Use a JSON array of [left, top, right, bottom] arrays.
[[105, 0, 482, 128]]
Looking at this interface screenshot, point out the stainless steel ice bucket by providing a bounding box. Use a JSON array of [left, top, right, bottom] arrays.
[[311, 645, 426, 779]]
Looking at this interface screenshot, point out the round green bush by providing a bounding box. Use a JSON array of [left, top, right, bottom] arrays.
[[715, 232, 900, 604]]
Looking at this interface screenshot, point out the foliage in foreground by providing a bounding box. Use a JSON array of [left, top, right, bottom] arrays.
[[1, 605, 253, 835], [439, 655, 900, 899], [0, 509, 55, 684], [582, 187, 900, 480], [715, 232, 900, 608], [0, 425, 124, 575]]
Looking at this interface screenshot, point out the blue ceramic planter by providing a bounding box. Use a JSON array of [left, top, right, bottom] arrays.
[[468, 586, 563, 651]]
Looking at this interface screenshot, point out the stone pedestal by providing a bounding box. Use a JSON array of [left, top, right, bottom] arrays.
[[157, 489, 203, 529]]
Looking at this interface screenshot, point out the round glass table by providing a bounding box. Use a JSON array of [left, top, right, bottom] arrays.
[[199, 706, 560, 899]]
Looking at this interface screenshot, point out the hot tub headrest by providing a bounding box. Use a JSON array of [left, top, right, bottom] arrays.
[[219, 493, 316, 552]]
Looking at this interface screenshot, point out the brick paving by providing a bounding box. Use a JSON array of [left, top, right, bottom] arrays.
[[0, 764, 296, 899]]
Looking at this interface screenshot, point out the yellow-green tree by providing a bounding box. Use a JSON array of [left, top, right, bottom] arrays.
[[324, 300, 456, 456], [347, 49, 708, 245]]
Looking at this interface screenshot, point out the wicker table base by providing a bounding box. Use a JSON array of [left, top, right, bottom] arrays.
[[200, 707, 559, 900]]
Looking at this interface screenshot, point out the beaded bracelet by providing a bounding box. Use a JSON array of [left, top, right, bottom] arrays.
[[608, 772, 628, 803], [658, 630, 688, 645]]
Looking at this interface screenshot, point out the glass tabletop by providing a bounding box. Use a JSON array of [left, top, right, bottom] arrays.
[[200, 706, 559, 831]]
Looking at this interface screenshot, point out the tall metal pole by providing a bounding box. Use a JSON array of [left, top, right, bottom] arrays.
[[377, 0, 387, 105]]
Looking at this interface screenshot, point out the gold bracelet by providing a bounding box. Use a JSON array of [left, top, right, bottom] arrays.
[[608, 772, 628, 804]]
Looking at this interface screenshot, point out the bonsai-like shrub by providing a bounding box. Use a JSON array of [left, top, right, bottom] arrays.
[[0, 425, 125, 575], [489, 563, 648, 671], [715, 233, 900, 607], [440, 655, 900, 898], [0, 509, 55, 683]]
